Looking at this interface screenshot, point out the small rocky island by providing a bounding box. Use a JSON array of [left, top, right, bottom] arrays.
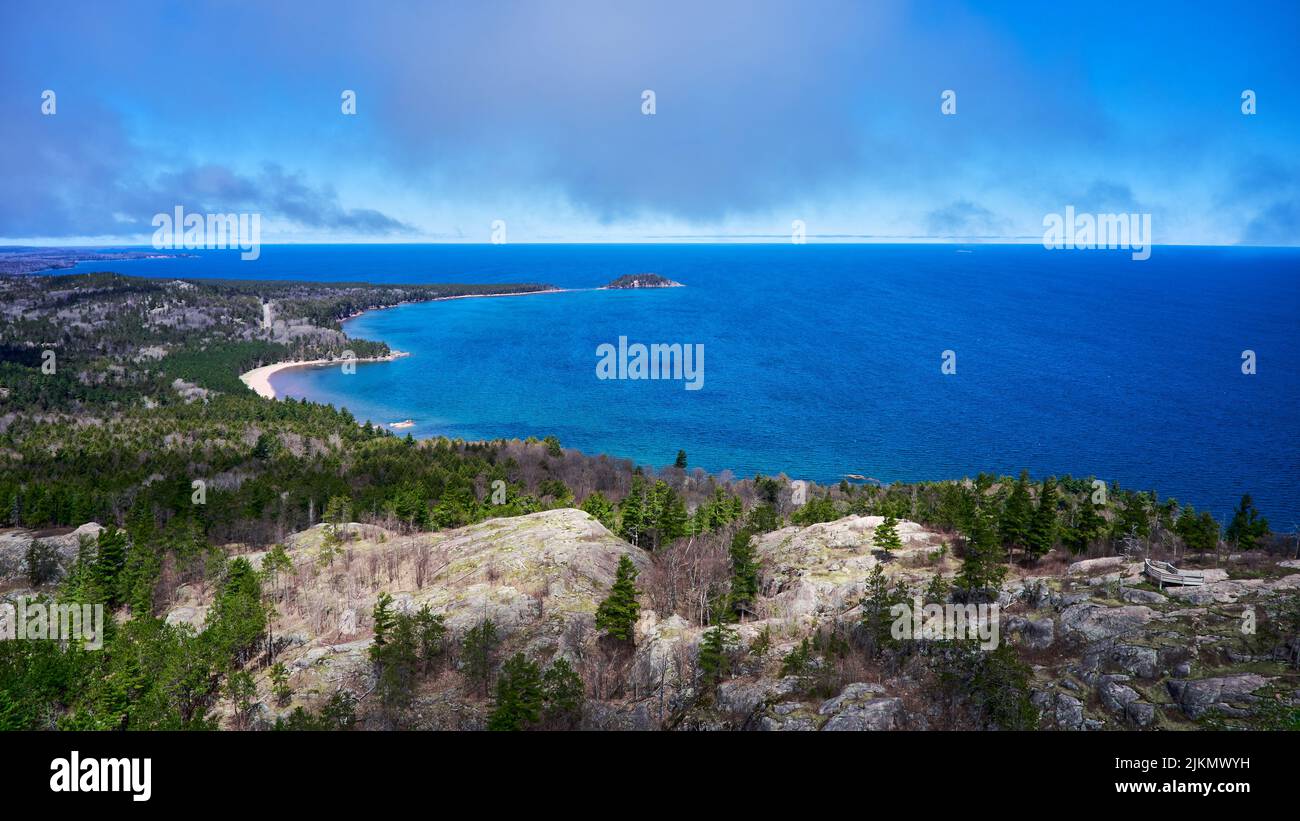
[[602, 273, 683, 289]]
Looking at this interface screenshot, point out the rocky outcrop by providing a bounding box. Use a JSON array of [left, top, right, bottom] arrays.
[[131, 507, 1297, 731], [818, 683, 902, 731], [1059, 603, 1156, 642], [0, 522, 104, 585], [1098, 674, 1155, 727], [1167, 674, 1271, 719]]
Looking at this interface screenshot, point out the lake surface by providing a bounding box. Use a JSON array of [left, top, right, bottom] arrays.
[[68, 243, 1300, 523]]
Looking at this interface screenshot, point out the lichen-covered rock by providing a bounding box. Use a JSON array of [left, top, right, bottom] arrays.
[[1054, 693, 1087, 730], [817, 683, 901, 731], [1166, 674, 1271, 719], [1066, 557, 1124, 575], [1098, 674, 1154, 727], [756, 701, 819, 731], [0, 522, 104, 584], [753, 515, 947, 621], [1120, 587, 1168, 605], [1060, 603, 1155, 641], [1006, 616, 1055, 650], [1109, 644, 1160, 678]]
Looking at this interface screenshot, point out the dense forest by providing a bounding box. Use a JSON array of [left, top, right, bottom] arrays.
[[0, 272, 1293, 731]]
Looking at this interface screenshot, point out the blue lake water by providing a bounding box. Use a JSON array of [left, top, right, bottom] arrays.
[[68, 244, 1300, 524]]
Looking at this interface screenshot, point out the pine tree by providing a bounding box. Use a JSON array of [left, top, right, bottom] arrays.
[[595, 554, 640, 642], [674, 449, 688, 469], [580, 491, 616, 530], [1000, 470, 1033, 557], [370, 592, 395, 651], [461, 618, 500, 698], [1025, 477, 1058, 559], [697, 617, 738, 691], [727, 529, 761, 619], [617, 476, 648, 547], [955, 504, 1006, 602], [92, 525, 129, 606], [414, 605, 446, 673], [487, 653, 543, 731], [923, 572, 950, 605], [654, 485, 689, 548], [323, 494, 351, 527], [1225, 494, 1269, 551], [374, 612, 418, 725], [1176, 506, 1220, 556], [860, 564, 905, 653], [873, 515, 903, 555], [541, 657, 584, 729], [1063, 499, 1106, 555], [269, 662, 291, 705]]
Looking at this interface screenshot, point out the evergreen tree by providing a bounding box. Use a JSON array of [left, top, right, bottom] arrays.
[[1225, 494, 1269, 551], [1112, 491, 1152, 540], [970, 642, 1038, 730], [1063, 500, 1105, 555], [617, 476, 648, 547], [373, 611, 418, 725], [269, 662, 292, 705], [1176, 506, 1220, 556], [413, 605, 447, 673], [955, 504, 1006, 602], [91, 525, 129, 606], [1025, 477, 1058, 559], [595, 554, 640, 642], [999, 470, 1033, 557], [860, 564, 906, 654], [487, 653, 543, 731], [370, 592, 396, 650], [647, 481, 688, 549], [923, 572, 950, 605], [541, 657, 584, 729], [727, 529, 761, 619], [873, 515, 903, 555], [206, 558, 268, 665], [792, 493, 839, 525], [580, 491, 616, 530], [697, 617, 738, 691], [674, 449, 688, 469], [461, 618, 500, 697], [260, 543, 293, 599], [323, 494, 351, 527]]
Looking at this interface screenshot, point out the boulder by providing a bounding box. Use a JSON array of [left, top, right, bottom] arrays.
[[1054, 693, 1087, 730], [818, 683, 901, 731], [1109, 644, 1159, 678], [1166, 674, 1271, 719], [1006, 615, 1055, 650], [0, 522, 104, 584], [1067, 557, 1123, 575], [1099, 674, 1153, 727], [1120, 587, 1167, 605], [1059, 603, 1155, 641]]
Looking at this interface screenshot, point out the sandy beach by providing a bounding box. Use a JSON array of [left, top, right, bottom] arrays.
[[240, 287, 570, 400], [239, 352, 409, 400]]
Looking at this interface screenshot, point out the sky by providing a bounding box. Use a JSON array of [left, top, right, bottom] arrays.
[[1, 0, 1297, 245]]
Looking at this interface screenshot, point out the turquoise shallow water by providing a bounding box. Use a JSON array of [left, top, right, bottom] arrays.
[[71, 243, 1300, 523]]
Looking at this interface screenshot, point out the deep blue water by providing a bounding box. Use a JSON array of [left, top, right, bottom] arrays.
[[66, 244, 1300, 524]]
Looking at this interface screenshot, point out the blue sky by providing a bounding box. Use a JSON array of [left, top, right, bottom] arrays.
[[1, 0, 1297, 244]]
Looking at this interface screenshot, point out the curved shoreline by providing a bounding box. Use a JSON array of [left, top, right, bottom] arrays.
[[239, 287, 570, 400], [239, 352, 411, 400]]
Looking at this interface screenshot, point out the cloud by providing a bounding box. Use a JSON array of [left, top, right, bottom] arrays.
[[924, 200, 1010, 238], [1073, 180, 1143, 213], [0, 88, 411, 239], [1241, 200, 1300, 245], [2, 0, 1298, 242]]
